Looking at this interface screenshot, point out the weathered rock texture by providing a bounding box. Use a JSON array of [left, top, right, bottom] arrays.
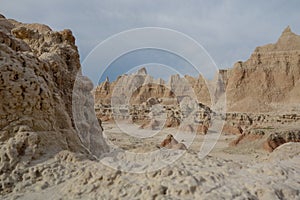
[[94, 67, 213, 131], [0, 16, 108, 194], [3, 143, 300, 199], [94, 67, 176, 106], [226, 26, 300, 112]]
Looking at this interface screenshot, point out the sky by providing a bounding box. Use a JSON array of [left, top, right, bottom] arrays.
[[1, 0, 300, 84]]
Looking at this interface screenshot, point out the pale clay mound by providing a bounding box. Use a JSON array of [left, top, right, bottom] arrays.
[[1, 15, 300, 199]]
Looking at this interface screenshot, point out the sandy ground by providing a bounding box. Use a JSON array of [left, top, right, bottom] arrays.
[[3, 122, 300, 199], [102, 121, 268, 164]]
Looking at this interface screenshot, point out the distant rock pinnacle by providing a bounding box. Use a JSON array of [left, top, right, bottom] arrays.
[[136, 67, 147, 75], [283, 25, 291, 34]]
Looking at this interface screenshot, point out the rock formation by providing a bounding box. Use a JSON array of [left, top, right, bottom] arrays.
[[183, 74, 212, 107], [94, 67, 178, 106], [263, 130, 300, 152], [225, 26, 300, 113], [94, 67, 213, 130], [158, 134, 187, 150], [95, 26, 300, 116], [0, 15, 108, 194], [94, 26, 300, 152]]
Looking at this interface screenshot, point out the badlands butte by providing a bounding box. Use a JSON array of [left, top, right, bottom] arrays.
[[94, 25, 300, 152], [0, 14, 299, 200]]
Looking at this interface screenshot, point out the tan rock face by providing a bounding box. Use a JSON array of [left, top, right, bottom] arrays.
[[221, 124, 243, 135], [94, 67, 212, 127], [0, 16, 108, 192], [226, 26, 300, 113], [130, 83, 175, 105], [183, 74, 212, 107], [94, 66, 213, 106]]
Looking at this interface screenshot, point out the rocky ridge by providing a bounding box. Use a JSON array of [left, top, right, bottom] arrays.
[[95, 26, 300, 114], [94, 26, 300, 152]]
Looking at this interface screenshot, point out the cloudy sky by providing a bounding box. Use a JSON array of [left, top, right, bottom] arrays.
[[1, 0, 299, 84]]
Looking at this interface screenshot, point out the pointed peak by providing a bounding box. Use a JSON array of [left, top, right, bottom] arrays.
[[136, 67, 147, 75], [277, 25, 299, 45], [283, 25, 292, 34], [105, 76, 109, 82], [279, 25, 297, 38]]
